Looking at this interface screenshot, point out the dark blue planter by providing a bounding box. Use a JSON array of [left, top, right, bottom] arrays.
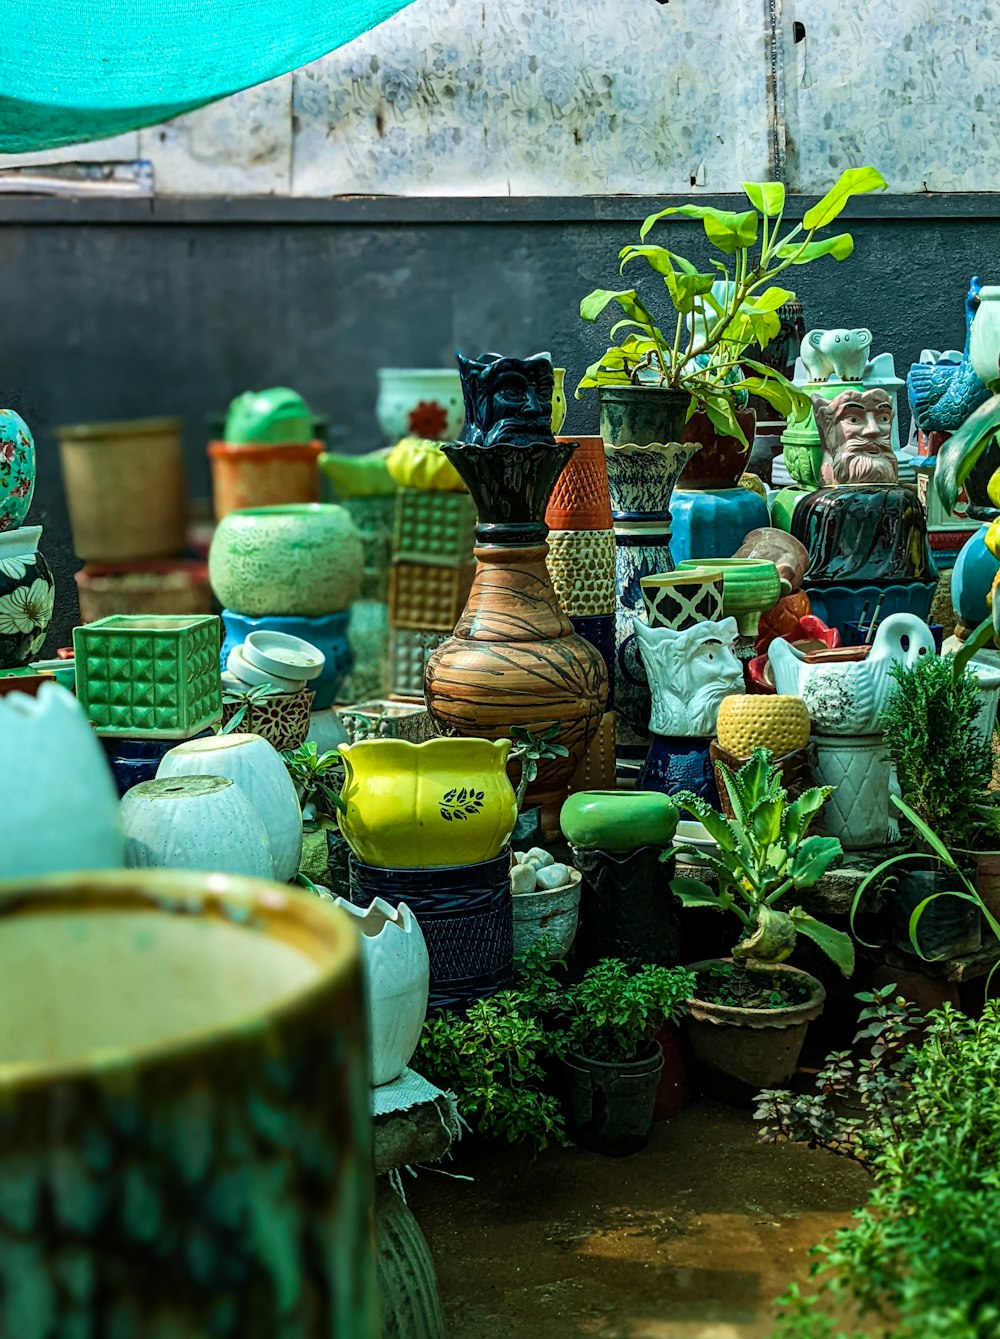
[[348, 850, 514, 1015], [803, 580, 937, 637], [221, 609, 352, 709], [570, 613, 615, 701], [638, 735, 719, 808], [570, 845, 680, 972], [101, 730, 214, 797]]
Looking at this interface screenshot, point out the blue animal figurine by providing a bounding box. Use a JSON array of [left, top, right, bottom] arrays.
[[907, 277, 991, 432]]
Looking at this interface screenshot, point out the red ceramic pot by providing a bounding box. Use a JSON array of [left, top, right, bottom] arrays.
[[678, 408, 756, 489]]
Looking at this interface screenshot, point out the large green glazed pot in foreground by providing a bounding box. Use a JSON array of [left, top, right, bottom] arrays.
[[209, 503, 364, 617], [559, 789, 679, 853], [0, 869, 377, 1338]]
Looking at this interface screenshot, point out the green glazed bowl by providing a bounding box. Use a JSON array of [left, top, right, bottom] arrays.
[[677, 558, 782, 636], [559, 789, 679, 853]]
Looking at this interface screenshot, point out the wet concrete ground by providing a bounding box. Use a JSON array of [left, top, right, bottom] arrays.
[[409, 1099, 872, 1339]]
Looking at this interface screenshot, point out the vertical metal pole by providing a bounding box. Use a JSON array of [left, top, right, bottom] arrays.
[[764, 0, 787, 183]]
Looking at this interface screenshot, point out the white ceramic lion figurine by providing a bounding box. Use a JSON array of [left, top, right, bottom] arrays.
[[634, 617, 744, 737]]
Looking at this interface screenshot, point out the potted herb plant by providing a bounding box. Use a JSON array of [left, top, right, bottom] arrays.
[[665, 749, 854, 1099], [880, 650, 1000, 940], [576, 168, 887, 448], [556, 957, 695, 1157]]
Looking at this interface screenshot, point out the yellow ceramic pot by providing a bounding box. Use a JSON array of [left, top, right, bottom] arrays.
[[385, 438, 466, 491], [338, 737, 518, 868], [716, 693, 811, 758], [551, 368, 567, 435]]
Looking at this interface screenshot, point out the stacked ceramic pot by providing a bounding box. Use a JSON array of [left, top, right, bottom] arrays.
[[768, 613, 938, 850], [209, 503, 363, 741], [669, 408, 770, 567], [208, 387, 323, 520], [386, 445, 477, 703], [600, 388, 697, 778], [423, 353, 608, 835], [73, 612, 223, 797], [340, 737, 518, 1013], [632, 567, 743, 806], [0, 409, 56, 688], [58, 416, 211, 622]]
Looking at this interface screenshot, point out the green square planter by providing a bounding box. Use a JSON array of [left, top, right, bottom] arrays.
[[73, 614, 222, 738], [392, 488, 477, 567]]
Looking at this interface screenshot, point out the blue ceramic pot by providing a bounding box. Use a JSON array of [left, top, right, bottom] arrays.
[[803, 580, 937, 636], [101, 730, 214, 797], [348, 850, 513, 1014], [613, 523, 671, 751], [570, 613, 615, 701], [221, 609, 352, 709], [638, 735, 720, 808], [668, 487, 769, 567], [952, 524, 1000, 629]]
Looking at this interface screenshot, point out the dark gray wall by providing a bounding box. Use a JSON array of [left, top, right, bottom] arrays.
[[0, 195, 992, 650]]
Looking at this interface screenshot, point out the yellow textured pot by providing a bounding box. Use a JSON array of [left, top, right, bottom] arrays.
[[716, 693, 811, 758], [338, 737, 518, 868], [385, 438, 466, 491]]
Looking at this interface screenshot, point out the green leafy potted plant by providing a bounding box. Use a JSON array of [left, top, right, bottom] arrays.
[[577, 168, 887, 447], [879, 652, 1000, 948], [509, 722, 569, 845], [665, 749, 854, 1099], [556, 957, 695, 1157]]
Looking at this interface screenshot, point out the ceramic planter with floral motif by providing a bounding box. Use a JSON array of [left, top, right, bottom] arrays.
[[0, 525, 54, 669], [0, 408, 35, 532], [338, 737, 518, 869], [376, 369, 465, 443]]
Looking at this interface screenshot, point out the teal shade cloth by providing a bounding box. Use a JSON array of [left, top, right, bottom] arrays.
[[0, 0, 415, 153]]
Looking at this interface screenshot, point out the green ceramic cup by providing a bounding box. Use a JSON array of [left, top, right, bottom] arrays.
[[677, 558, 782, 636], [559, 789, 679, 853]]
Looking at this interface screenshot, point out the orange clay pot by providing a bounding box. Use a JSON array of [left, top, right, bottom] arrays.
[[208, 440, 323, 520], [546, 436, 613, 531]]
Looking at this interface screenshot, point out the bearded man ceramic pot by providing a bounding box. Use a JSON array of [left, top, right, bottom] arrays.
[[0, 869, 377, 1336], [811, 388, 898, 487], [209, 504, 363, 617]]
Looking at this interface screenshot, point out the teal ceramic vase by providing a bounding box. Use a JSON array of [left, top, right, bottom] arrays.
[[0, 408, 35, 532]]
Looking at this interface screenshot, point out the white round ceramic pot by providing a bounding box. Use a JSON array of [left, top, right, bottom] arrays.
[[226, 645, 306, 693], [813, 735, 890, 850], [243, 630, 324, 681], [375, 369, 464, 444], [970, 286, 1000, 386], [156, 732, 302, 882], [333, 897, 430, 1086], [0, 682, 125, 877], [121, 775, 274, 878]]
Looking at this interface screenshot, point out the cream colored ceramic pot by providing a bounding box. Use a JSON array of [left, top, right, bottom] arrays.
[[121, 774, 274, 877]]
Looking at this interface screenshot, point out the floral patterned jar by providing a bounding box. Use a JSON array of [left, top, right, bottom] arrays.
[[0, 526, 54, 669], [0, 408, 35, 533]]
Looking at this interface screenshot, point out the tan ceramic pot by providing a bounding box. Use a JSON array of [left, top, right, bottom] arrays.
[[0, 869, 377, 1336], [424, 543, 608, 832], [57, 417, 187, 561], [716, 693, 811, 757]]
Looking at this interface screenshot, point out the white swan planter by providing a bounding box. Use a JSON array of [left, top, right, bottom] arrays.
[[769, 613, 936, 737]]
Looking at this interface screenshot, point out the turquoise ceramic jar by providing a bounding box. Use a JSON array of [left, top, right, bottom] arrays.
[[0, 408, 35, 532]]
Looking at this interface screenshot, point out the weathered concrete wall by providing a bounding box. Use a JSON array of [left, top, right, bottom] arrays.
[[0, 201, 992, 648]]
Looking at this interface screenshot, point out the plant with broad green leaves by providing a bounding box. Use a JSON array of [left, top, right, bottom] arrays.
[[665, 749, 854, 983], [576, 168, 888, 444], [765, 1000, 1000, 1339], [557, 958, 696, 1064]]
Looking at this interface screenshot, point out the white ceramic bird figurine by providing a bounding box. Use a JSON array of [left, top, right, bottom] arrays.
[[768, 613, 936, 736]]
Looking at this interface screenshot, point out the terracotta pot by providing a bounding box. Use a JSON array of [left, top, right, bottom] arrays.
[[57, 417, 187, 561], [678, 408, 756, 488], [685, 959, 825, 1102], [75, 559, 212, 623], [711, 739, 819, 815], [546, 437, 613, 530], [0, 868, 377, 1334], [208, 439, 323, 520], [653, 1022, 691, 1120], [424, 544, 608, 832], [977, 850, 1000, 923], [0, 671, 56, 696]]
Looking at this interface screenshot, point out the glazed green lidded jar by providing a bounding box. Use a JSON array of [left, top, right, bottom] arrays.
[[559, 790, 679, 853], [209, 503, 364, 617]]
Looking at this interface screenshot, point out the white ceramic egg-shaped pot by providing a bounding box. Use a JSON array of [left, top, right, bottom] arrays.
[[121, 775, 274, 877], [0, 682, 125, 877], [157, 732, 303, 882], [333, 897, 429, 1086]]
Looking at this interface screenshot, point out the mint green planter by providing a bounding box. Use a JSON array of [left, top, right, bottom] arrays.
[[393, 488, 477, 567], [677, 558, 782, 636], [559, 790, 679, 853], [74, 614, 222, 739]]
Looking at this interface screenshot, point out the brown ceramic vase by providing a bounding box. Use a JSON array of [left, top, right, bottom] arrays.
[[424, 543, 608, 832]]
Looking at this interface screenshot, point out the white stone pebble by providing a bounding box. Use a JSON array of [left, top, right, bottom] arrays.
[[524, 847, 555, 869], [511, 862, 538, 894], [534, 862, 571, 890]]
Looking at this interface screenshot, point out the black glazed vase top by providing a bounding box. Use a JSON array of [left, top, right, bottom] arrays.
[[791, 483, 939, 584], [446, 351, 578, 545]]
